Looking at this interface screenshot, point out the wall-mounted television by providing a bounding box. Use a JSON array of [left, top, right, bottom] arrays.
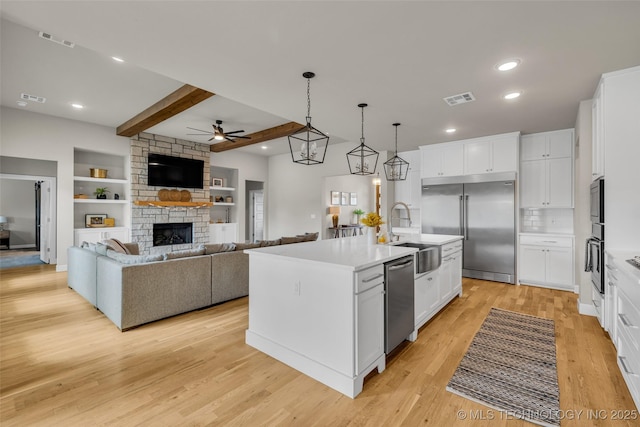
[[148, 153, 204, 189]]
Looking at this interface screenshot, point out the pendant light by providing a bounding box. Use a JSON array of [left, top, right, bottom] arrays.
[[346, 103, 379, 175], [288, 72, 329, 165], [383, 123, 409, 181]]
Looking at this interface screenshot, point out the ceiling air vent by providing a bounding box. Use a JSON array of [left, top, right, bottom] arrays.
[[20, 93, 47, 104], [443, 92, 476, 106], [38, 31, 75, 48]]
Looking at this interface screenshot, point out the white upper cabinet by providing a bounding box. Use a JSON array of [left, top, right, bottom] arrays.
[[520, 129, 574, 208], [420, 143, 463, 178], [521, 129, 573, 161], [463, 133, 519, 175]]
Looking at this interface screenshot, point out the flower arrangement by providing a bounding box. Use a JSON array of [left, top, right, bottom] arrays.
[[361, 212, 385, 227]]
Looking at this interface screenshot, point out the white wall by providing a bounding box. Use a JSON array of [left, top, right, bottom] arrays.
[[0, 106, 130, 268], [0, 178, 35, 247], [267, 141, 391, 239], [211, 149, 268, 241], [574, 99, 593, 303], [323, 174, 373, 239]]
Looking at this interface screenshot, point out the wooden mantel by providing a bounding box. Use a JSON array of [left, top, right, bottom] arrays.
[[134, 201, 213, 208]]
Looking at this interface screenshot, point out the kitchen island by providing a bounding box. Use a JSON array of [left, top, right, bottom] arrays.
[[245, 236, 417, 398]]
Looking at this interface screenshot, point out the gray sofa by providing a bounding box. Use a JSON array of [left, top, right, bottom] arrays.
[[67, 233, 317, 331]]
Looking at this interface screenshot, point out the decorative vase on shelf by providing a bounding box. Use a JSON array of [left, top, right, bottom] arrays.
[[367, 227, 377, 245]]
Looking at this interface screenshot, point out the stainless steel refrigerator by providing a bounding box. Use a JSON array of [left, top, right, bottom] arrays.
[[421, 172, 516, 284]]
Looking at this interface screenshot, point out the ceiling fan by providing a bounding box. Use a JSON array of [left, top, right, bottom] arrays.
[[187, 120, 251, 142]]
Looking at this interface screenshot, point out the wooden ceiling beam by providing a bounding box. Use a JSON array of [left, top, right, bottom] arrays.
[[210, 121, 305, 152], [116, 84, 214, 137]]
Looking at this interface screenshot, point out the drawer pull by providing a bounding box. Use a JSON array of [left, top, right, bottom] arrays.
[[605, 264, 617, 271], [618, 313, 638, 329], [542, 240, 557, 243], [362, 273, 384, 283], [619, 356, 640, 377]]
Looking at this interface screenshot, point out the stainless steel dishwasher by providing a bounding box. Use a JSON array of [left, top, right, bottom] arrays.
[[384, 255, 415, 354]]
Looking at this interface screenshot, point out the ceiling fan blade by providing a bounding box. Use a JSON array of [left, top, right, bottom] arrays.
[[208, 136, 216, 141], [187, 127, 213, 134], [224, 130, 245, 135]]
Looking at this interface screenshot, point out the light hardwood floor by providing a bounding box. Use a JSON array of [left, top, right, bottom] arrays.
[[1, 265, 637, 426]]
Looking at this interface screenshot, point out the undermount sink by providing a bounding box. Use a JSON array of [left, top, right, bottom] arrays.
[[395, 242, 442, 273]]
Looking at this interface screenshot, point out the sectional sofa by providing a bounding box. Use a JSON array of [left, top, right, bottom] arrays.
[[67, 233, 318, 330]]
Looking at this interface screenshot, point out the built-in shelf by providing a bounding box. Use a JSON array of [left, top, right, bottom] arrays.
[[210, 186, 236, 191], [74, 176, 128, 184], [214, 202, 235, 206], [74, 199, 129, 204], [134, 201, 213, 207]]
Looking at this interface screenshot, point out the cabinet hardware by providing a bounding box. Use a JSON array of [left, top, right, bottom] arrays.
[[619, 356, 640, 377], [619, 313, 638, 328], [362, 273, 384, 283]]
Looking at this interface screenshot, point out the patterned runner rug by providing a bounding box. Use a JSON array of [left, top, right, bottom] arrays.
[[446, 307, 560, 427]]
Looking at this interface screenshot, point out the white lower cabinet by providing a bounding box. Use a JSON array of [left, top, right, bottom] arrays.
[[356, 282, 384, 374], [415, 270, 439, 330], [609, 252, 640, 410], [518, 234, 574, 291], [74, 227, 130, 246], [414, 240, 463, 332], [209, 223, 238, 243]]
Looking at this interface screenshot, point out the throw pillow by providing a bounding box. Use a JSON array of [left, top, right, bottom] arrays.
[[233, 242, 261, 250], [204, 243, 236, 254], [105, 250, 163, 264], [281, 236, 306, 245], [102, 238, 131, 255], [163, 246, 206, 260], [297, 232, 319, 242], [258, 239, 281, 247]]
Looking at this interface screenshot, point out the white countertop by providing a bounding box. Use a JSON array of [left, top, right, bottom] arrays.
[[245, 235, 418, 271], [519, 232, 575, 237], [606, 249, 640, 285], [391, 233, 464, 245]]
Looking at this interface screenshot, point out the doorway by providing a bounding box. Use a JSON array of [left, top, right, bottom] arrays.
[[246, 180, 264, 242], [0, 174, 57, 265]]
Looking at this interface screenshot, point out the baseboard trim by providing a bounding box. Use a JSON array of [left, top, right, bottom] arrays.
[[578, 300, 597, 317], [56, 264, 67, 272]]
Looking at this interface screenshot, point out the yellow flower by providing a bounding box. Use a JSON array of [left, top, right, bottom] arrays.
[[361, 212, 385, 227]]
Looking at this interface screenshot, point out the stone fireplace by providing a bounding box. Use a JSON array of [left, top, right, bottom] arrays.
[[129, 133, 210, 255], [153, 223, 193, 247]]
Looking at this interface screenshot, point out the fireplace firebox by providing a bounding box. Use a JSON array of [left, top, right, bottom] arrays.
[[153, 223, 193, 247]]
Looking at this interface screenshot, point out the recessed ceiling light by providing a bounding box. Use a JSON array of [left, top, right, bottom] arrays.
[[503, 91, 521, 100], [71, 103, 84, 109], [16, 100, 28, 107], [112, 56, 124, 63], [261, 146, 268, 150], [496, 59, 520, 71], [445, 128, 456, 134]]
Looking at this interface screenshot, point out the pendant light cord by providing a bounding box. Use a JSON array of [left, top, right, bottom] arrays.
[[306, 77, 311, 123], [360, 105, 365, 144]]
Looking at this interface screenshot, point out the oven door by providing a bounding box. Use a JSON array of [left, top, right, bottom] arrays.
[[589, 238, 604, 293]]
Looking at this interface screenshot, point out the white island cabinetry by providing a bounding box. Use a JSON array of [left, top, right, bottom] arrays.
[[245, 237, 417, 398]]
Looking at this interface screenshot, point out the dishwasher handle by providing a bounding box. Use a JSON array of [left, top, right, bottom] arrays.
[[387, 259, 413, 271]]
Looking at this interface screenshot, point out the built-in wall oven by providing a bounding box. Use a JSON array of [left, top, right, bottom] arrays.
[[585, 178, 605, 293]]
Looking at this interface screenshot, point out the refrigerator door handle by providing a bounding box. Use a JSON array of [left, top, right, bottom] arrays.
[[459, 195, 464, 236], [464, 195, 469, 240]]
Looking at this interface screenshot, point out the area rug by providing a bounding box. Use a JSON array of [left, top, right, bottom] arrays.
[[0, 253, 44, 269], [446, 307, 560, 427]]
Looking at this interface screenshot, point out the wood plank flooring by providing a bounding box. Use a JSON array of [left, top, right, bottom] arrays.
[[1, 265, 637, 426]]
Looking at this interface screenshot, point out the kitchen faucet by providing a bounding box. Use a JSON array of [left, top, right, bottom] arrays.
[[389, 202, 412, 241]]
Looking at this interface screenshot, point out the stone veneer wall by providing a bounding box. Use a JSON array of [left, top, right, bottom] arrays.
[[130, 132, 210, 255]]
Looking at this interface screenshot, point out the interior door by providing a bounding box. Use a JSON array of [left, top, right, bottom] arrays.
[[39, 180, 52, 263], [463, 180, 515, 276], [250, 190, 264, 242]]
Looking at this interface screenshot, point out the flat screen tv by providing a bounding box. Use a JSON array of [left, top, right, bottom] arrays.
[[148, 153, 204, 189]]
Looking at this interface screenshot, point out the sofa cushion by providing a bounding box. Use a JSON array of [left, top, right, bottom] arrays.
[[281, 236, 306, 245], [258, 239, 281, 247], [204, 243, 236, 254], [103, 238, 131, 254], [163, 245, 206, 260], [81, 241, 109, 255], [234, 242, 261, 250], [105, 250, 163, 264], [297, 232, 319, 242]]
